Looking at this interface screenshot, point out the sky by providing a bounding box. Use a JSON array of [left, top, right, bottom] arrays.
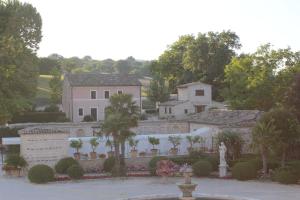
[[22, 0, 300, 60]]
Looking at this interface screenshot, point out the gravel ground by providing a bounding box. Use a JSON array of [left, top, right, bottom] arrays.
[[0, 174, 299, 200]]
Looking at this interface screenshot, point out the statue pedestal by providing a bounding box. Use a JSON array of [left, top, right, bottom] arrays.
[[219, 164, 227, 178]]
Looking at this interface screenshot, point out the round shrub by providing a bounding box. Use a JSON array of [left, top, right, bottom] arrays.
[[287, 160, 300, 178], [55, 157, 78, 174], [192, 160, 212, 177], [103, 157, 116, 172], [5, 154, 27, 168], [232, 162, 257, 181], [67, 164, 84, 180], [28, 164, 54, 184], [204, 156, 219, 171], [273, 168, 298, 184], [148, 156, 167, 176]]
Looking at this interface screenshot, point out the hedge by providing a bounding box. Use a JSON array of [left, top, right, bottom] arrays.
[[232, 162, 257, 181], [11, 112, 68, 123], [5, 154, 27, 168], [55, 157, 78, 174], [67, 164, 84, 180], [28, 165, 54, 184], [192, 160, 212, 177], [273, 167, 299, 184]]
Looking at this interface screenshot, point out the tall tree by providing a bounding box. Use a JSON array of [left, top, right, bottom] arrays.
[[0, 0, 42, 124], [49, 68, 62, 104], [114, 59, 132, 74], [223, 45, 300, 110], [101, 94, 139, 176]]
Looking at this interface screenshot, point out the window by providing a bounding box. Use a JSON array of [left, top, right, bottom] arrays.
[[104, 91, 110, 99], [195, 89, 204, 96], [164, 107, 167, 114], [195, 105, 205, 113], [78, 108, 83, 116], [91, 90, 97, 99], [184, 109, 188, 114], [117, 90, 123, 94], [169, 107, 172, 114]]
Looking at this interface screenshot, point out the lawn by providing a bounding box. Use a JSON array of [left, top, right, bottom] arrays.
[[36, 75, 52, 99]]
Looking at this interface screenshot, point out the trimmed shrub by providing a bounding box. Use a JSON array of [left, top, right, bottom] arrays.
[[148, 156, 167, 176], [103, 157, 116, 173], [5, 154, 27, 168], [28, 165, 54, 183], [273, 167, 298, 184], [287, 160, 300, 178], [232, 162, 257, 181], [83, 115, 94, 122], [204, 156, 219, 171], [192, 160, 212, 177], [55, 157, 78, 174], [67, 164, 84, 180], [11, 112, 67, 123]]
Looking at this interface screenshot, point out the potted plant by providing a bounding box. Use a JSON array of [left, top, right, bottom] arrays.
[[99, 153, 106, 160], [186, 135, 201, 152], [139, 151, 146, 157], [70, 139, 83, 160], [128, 138, 139, 158], [89, 137, 99, 159], [105, 139, 114, 157], [2, 154, 27, 177], [168, 136, 181, 156], [148, 137, 160, 156]]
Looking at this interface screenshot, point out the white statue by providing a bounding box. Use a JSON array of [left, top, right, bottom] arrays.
[[219, 142, 227, 165], [219, 142, 227, 177]]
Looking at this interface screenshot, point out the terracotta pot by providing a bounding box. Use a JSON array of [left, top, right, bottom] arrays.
[[107, 151, 115, 158], [130, 150, 138, 158], [90, 152, 97, 159], [74, 153, 81, 160], [151, 149, 158, 156], [170, 148, 178, 156]]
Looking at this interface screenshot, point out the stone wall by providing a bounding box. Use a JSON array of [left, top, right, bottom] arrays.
[[78, 157, 152, 172], [132, 121, 190, 134], [19, 127, 69, 167]]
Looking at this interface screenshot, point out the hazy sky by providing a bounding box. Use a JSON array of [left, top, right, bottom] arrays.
[[22, 0, 300, 60]]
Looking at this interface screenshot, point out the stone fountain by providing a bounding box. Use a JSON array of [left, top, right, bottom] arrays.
[[177, 164, 197, 200]]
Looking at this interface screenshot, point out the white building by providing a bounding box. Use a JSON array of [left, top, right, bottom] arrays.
[[158, 82, 213, 119]]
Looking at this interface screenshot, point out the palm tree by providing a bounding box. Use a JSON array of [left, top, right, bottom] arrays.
[[252, 120, 277, 176], [101, 94, 139, 176]]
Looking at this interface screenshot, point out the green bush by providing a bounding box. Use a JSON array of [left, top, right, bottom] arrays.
[[232, 162, 257, 181], [83, 115, 94, 122], [28, 165, 54, 183], [67, 164, 84, 180], [148, 156, 167, 176], [103, 157, 116, 172], [5, 154, 27, 168], [11, 112, 67, 123], [55, 157, 78, 174], [273, 167, 298, 184], [204, 156, 219, 171], [192, 160, 212, 177], [287, 160, 300, 178]]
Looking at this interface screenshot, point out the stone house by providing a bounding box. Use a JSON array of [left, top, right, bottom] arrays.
[[158, 82, 212, 119], [62, 73, 142, 122]]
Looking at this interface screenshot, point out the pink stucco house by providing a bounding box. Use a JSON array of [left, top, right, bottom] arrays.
[[62, 73, 142, 122]]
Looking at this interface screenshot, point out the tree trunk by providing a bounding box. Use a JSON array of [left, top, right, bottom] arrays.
[[113, 136, 121, 176], [120, 141, 127, 176], [260, 144, 268, 176]]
